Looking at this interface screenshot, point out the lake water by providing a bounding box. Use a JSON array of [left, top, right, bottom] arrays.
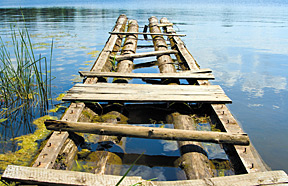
[[0, 0, 287, 175]]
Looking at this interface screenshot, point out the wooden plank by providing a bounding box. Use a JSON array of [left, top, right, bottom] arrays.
[[2, 165, 149, 186], [79, 70, 214, 80], [32, 102, 84, 169], [112, 50, 178, 61], [154, 170, 288, 186], [161, 17, 269, 173], [45, 120, 250, 145], [109, 31, 186, 37], [3, 165, 287, 186]]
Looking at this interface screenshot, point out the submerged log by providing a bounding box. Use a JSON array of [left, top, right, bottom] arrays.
[[167, 113, 214, 179], [44, 120, 250, 145]]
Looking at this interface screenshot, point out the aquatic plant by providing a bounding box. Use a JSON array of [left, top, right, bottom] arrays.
[[0, 24, 53, 153]]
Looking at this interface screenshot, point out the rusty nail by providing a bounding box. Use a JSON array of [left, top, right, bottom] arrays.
[[37, 162, 41, 166], [244, 148, 247, 153], [47, 143, 51, 147], [100, 129, 105, 134], [251, 163, 254, 169], [70, 110, 74, 114], [223, 111, 225, 115], [227, 119, 229, 123]]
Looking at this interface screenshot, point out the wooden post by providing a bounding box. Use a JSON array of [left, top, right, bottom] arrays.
[[114, 19, 138, 83], [149, 16, 214, 179]]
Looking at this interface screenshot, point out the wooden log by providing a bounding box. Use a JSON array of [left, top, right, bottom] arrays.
[[3, 165, 288, 186], [109, 31, 186, 37], [149, 16, 178, 75], [167, 113, 214, 179], [114, 19, 138, 83], [161, 17, 269, 173], [149, 16, 214, 179], [44, 120, 250, 145], [112, 50, 178, 61], [79, 70, 214, 80]]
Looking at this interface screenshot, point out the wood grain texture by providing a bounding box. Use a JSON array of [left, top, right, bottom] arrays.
[[62, 83, 232, 103], [3, 165, 287, 186], [45, 120, 250, 145], [79, 70, 214, 80]]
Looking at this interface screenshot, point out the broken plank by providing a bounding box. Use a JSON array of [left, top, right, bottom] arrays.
[[79, 71, 214, 80], [112, 50, 178, 61], [109, 31, 185, 37], [45, 120, 249, 145]]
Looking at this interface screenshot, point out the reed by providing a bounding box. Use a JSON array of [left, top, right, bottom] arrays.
[[0, 25, 53, 128]]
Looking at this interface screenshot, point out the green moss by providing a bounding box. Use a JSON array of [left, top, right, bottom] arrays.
[[0, 115, 56, 173]]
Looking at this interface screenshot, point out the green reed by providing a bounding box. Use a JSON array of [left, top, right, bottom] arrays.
[[0, 25, 53, 125]]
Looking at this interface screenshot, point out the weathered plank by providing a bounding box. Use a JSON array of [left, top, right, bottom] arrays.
[[109, 31, 186, 37], [2, 165, 150, 186], [154, 170, 288, 186], [44, 120, 250, 145], [112, 49, 178, 61], [161, 17, 269, 173], [3, 165, 287, 186], [32, 102, 84, 169], [79, 70, 214, 80]]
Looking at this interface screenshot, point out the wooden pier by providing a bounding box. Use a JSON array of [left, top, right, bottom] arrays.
[[2, 15, 287, 186]]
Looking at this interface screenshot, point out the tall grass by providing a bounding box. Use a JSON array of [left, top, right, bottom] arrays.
[[0, 25, 53, 149]]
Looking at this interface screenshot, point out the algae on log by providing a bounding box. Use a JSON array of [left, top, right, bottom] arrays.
[[93, 110, 127, 175], [167, 113, 214, 179]]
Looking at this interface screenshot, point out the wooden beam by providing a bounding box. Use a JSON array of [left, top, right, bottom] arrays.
[[44, 120, 250, 145], [111, 50, 178, 61], [79, 70, 214, 80], [3, 165, 288, 186], [109, 31, 186, 37]]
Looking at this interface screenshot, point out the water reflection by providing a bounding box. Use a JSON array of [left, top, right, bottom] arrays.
[[0, 1, 287, 173]]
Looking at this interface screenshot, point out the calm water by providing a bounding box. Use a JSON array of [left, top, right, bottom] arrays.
[[0, 0, 287, 175]]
